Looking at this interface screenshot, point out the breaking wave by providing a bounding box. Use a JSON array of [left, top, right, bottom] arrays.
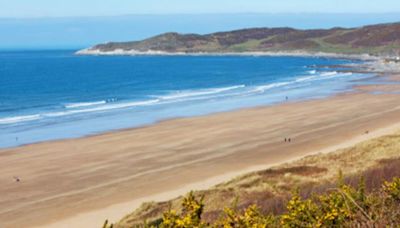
[[0, 71, 356, 126]]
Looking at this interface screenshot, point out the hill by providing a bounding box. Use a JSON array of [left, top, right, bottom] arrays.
[[79, 22, 400, 55]]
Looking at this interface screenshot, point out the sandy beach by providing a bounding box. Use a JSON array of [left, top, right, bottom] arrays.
[[1, 74, 400, 228]]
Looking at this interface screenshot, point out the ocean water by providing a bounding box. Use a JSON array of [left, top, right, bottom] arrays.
[[0, 50, 371, 148]]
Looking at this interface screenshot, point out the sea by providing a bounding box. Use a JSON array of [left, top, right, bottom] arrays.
[[0, 50, 374, 148]]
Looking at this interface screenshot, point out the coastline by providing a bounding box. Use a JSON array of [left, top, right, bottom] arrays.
[[75, 48, 378, 60], [0, 54, 374, 150], [1, 19, 399, 228], [1, 52, 399, 227], [1, 71, 400, 227]]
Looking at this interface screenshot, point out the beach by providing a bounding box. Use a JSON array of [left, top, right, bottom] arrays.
[[0, 72, 400, 227], [1, 52, 364, 149]]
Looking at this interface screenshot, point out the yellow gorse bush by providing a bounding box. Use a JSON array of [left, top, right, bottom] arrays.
[[102, 176, 400, 227], [280, 189, 318, 227], [383, 177, 400, 201], [161, 192, 206, 228], [215, 204, 277, 227]]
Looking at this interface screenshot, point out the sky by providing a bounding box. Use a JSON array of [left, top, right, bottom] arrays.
[[0, 1, 399, 49], [1, 0, 400, 17]]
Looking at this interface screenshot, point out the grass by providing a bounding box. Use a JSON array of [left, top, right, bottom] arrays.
[[226, 39, 263, 52], [109, 131, 400, 227]]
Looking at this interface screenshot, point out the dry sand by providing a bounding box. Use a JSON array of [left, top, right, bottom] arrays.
[[1, 76, 400, 228]]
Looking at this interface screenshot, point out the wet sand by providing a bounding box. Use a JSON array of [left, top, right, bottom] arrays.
[[1, 77, 400, 228]]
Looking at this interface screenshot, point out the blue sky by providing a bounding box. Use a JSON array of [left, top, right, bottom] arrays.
[[0, 1, 399, 49], [1, 0, 399, 17]]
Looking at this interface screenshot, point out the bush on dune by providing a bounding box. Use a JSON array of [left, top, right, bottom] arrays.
[[112, 176, 400, 227]]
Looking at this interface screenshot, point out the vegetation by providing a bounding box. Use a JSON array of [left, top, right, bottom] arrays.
[[103, 132, 400, 227], [90, 22, 400, 55], [159, 176, 400, 227], [103, 176, 400, 227]]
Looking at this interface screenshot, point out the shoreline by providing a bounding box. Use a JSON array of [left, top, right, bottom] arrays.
[[2, 82, 400, 227], [0, 58, 379, 150], [1, 64, 400, 227], [75, 48, 378, 60], [0, 91, 368, 150]]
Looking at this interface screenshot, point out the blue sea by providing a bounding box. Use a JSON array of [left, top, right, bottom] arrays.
[[0, 50, 372, 148]]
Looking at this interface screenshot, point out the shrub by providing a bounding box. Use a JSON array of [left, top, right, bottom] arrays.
[[144, 176, 400, 227], [160, 191, 206, 228], [383, 177, 400, 201]]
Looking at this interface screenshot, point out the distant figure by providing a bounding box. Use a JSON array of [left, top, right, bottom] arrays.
[[284, 138, 287, 142], [288, 138, 291, 142], [286, 96, 288, 101], [13, 176, 20, 182], [365, 130, 369, 134]]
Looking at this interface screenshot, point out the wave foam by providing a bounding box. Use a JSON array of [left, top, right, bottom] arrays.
[[158, 85, 245, 100], [0, 114, 41, 125], [295, 75, 317, 82], [254, 82, 292, 92], [0, 99, 160, 125], [320, 71, 338, 77], [47, 99, 160, 117], [0, 71, 357, 126], [308, 70, 317, 75], [65, 100, 107, 109], [252, 70, 355, 94]]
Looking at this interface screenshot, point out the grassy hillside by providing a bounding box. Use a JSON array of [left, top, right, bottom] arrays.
[[90, 23, 400, 55], [105, 131, 400, 227]]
